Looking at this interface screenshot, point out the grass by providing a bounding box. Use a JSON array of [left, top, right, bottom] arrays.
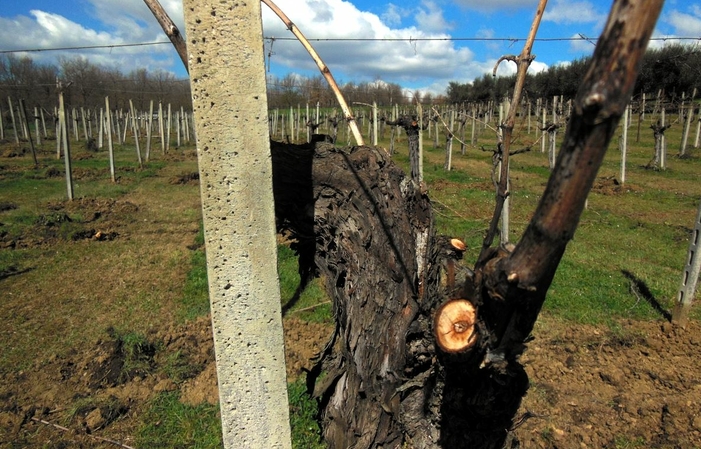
[[135, 382, 324, 449], [288, 381, 326, 449], [278, 244, 332, 324], [179, 248, 211, 321], [136, 392, 223, 449]]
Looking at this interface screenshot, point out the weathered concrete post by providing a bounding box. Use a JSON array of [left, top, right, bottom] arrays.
[[182, 2, 292, 448]]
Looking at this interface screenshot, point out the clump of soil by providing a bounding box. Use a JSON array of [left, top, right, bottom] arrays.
[[171, 172, 200, 185], [0, 202, 18, 212], [591, 176, 643, 195], [3, 198, 135, 248]]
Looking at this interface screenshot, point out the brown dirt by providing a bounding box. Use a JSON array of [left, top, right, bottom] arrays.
[[514, 316, 701, 448], [0, 313, 330, 448]]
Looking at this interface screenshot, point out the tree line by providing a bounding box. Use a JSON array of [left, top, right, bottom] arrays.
[[266, 72, 412, 109], [447, 43, 701, 104], [0, 54, 192, 113]]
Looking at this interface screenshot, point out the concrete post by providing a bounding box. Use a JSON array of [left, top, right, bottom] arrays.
[[183, 2, 292, 448]]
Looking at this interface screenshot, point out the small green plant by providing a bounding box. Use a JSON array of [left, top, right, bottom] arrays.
[[288, 380, 326, 449], [136, 392, 223, 449], [163, 350, 201, 384], [613, 435, 646, 448], [108, 329, 156, 382]]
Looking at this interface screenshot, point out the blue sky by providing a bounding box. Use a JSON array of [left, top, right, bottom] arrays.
[[1, 0, 699, 96]]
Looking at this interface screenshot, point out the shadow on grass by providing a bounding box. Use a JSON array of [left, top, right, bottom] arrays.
[[0, 266, 34, 282], [621, 269, 672, 321]]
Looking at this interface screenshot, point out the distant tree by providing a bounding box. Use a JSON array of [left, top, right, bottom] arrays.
[[446, 81, 472, 104], [59, 56, 104, 106], [635, 43, 701, 99]]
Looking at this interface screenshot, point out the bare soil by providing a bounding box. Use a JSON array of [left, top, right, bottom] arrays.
[[1, 158, 700, 448]]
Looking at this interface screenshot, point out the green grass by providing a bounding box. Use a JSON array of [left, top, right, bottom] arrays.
[[109, 328, 157, 382], [179, 248, 211, 321], [288, 380, 326, 449], [277, 244, 332, 323], [136, 392, 223, 449], [135, 382, 325, 449], [380, 112, 701, 326]]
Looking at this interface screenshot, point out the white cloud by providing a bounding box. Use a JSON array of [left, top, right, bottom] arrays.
[[453, 0, 538, 11], [542, 0, 606, 25], [0, 3, 182, 76], [0, 11, 117, 51], [415, 1, 453, 33], [262, 0, 476, 87], [381, 3, 406, 27], [666, 9, 701, 36], [86, 0, 184, 42]]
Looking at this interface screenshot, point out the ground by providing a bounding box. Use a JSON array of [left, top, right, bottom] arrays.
[[1, 144, 700, 448]]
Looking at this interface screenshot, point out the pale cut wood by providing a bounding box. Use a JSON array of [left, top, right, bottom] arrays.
[[434, 299, 478, 353]]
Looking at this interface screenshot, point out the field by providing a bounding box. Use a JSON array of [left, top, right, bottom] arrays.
[[1, 110, 700, 448]]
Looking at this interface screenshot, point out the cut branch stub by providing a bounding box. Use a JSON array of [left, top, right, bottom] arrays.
[[434, 299, 478, 353], [450, 238, 467, 252]]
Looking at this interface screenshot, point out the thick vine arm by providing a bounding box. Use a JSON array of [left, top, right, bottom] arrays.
[[481, 0, 665, 355]]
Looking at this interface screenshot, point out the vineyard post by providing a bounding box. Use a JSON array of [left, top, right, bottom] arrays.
[[372, 101, 378, 146], [19, 99, 38, 167], [158, 102, 165, 154], [541, 105, 546, 153], [145, 100, 154, 161], [166, 103, 171, 152], [128, 100, 143, 169], [621, 103, 629, 184], [98, 109, 104, 149], [672, 198, 701, 327], [7, 97, 19, 144], [57, 82, 74, 201], [72, 108, 79, 141], [105, 96, 116, 183], [305, 102, 308, 143], [81, 107, 88, 141], [660, 108, 666, 169], [444, 107, 454, 171], [182, 0, 293, 446], [679, 88, 696, 156], [34, 107, 42, 146]]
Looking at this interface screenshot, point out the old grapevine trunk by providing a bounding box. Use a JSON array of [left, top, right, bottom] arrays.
[[272, 140, 525, 448], [270, 0, 662, 447]]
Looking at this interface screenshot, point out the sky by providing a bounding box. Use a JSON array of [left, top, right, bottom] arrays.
[[0, 0, 699, 96]]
